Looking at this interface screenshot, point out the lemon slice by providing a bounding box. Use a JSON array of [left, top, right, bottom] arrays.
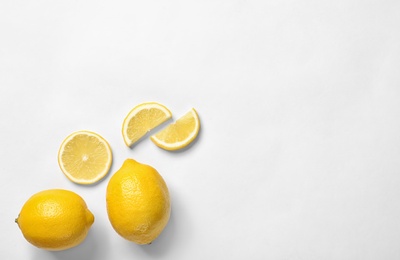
[[58, 130, 113, 185], [122, 102, 172, 147], [151, 108, 200, 151]]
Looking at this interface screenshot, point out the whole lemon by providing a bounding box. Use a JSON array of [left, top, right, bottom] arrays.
[[16, 189, 94, 251], [106, 159, 170, 244]]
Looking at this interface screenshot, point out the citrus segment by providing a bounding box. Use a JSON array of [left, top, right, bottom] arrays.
[[122, 102, 172, 147], [150, 108, 200, 151], [58, 130, 112, 185]]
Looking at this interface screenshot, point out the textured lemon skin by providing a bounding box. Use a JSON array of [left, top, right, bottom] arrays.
[[16, 189, 94, 251], [106, 159, 170, 244]]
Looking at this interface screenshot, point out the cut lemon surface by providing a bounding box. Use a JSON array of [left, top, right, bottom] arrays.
[[151, 108, 200, 151], [58, 130, 113, 185], [122, 102, 172, 147]]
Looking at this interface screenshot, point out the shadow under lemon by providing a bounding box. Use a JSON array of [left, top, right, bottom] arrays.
[[126, 190, 193, 257], [32, 223, 110, 260]]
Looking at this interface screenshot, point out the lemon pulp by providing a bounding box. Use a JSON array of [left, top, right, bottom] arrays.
[[151, 108, 200, 151], [58, 130, 112, 185], [122, 102, 172, 147]]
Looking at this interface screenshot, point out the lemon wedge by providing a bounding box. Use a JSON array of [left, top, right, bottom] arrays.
[[151, 108, 200, 151], [122, 102, 172, 147], [58, 130, 113, 185]]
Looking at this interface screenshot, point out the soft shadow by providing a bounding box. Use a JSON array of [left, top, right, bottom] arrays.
[[32, 224, 109, 260], [138, 205, 176, 257], [137, 190, 188, 257]]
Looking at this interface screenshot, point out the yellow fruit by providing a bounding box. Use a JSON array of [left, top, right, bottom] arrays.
[[16, 189, 94, 251], [106, 159, 170, 244], [122, 102, 172, 147], [151, 108, 200, 151], [58, 130, 113, 185]]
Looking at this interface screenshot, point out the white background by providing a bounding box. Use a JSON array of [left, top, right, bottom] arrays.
[[1, 0, 400, 259]]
